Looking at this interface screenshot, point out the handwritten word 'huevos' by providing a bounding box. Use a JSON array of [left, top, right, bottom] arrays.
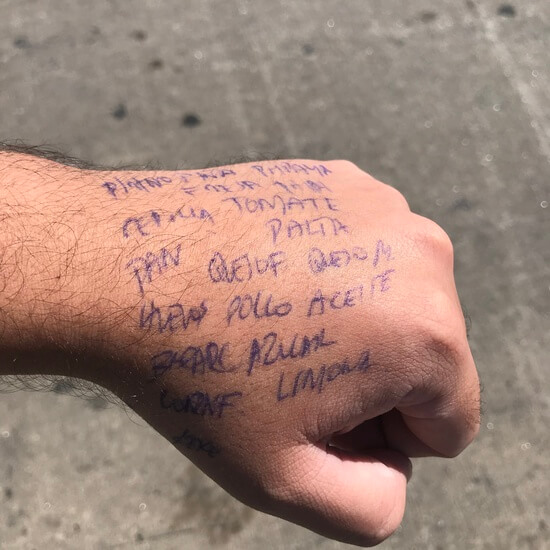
[[266, 217, 349, 245], [276, 350, 371, 402], [247, 328, 336, 375], [208, 251, 285, 284], [139, 300, 208, 333], [126, 244, 182, 296], [160, 389, 242, 418], [227, 291, 292, 326], [122, 206, 213, 239]]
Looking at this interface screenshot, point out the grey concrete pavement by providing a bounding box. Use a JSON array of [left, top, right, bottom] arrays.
[[0, 0, 549, 548]]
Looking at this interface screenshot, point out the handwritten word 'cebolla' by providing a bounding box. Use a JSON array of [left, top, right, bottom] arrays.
[[126, 244, 182, 296], [222, 195, 338, 217], [150, 342, 235, 378], [160, 389, 242, 418], [266, 217, 349, 245], [208, 251, 285, 284], [122, 206, 213, 239], [139, 300, 208, 333], [247, 328, 337, 375], [276, 350, 371, 402], [226, 291, 292, 326]]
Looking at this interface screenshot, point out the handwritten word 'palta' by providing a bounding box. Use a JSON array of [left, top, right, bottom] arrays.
[[267, 217, 349, 245]]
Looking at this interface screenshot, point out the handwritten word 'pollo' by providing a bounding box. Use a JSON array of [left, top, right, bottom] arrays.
[[222, 195, 338, 217], [160, 389, 242, 418], [247, 328, 336, 375], [139, 300, 208, 333], [208, 251, 285, 284], [251, 162, 332, 179], [267, 217, 349, 245], [308, 241, 393, 274], [227, 291, 292, 326], [172, 429, 220, 458], [126, 244, 182, 296], [277, 350, 371, 402], [151, 342, 235, 378], [122, 206, 213, 239]]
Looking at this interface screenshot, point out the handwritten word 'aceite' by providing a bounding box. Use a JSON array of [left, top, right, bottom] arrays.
[[277, 350, 371, 402]]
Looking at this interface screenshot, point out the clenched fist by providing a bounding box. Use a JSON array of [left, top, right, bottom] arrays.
[[0, 154, 480, 546]]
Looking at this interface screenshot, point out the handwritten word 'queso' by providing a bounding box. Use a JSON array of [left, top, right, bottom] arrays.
[[208, 251, 285, 284]]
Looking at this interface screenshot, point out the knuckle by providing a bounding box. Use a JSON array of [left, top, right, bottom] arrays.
[[410, 215, 454, 264]]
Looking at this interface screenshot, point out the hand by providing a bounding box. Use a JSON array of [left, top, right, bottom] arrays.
[[0, 156, 480, 546]]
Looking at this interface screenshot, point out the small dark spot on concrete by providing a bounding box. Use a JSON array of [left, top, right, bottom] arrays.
[[451, 198, 472, 211], [87, 396, 108, 410], [148, 58, 164, 70], [498, 4, 516, 17], [76, 463, 93, 474], [181, 113, 202, 128], [302, 43, 315, 55], [5, 487, 13, 500], [465, 0, 475, 10], [131, 29, 147, 41], [43, 515, 62, 529], [21, 527, 28, 536], [13, 36, 31, 49], [420, 11, 438, 23], [73, 523, 81, 533], [112, 104, 128, 120], [135, 532, 145, 542], [540, 520, 548, 531]]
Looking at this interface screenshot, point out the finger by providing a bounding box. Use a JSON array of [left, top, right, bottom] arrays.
[[274, 444, 411, 546]]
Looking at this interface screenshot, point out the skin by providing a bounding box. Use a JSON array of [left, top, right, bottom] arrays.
[[0, 153, 480, 546]]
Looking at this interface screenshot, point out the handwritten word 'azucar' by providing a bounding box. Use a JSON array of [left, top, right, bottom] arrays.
[[172, 429, 220, 458], [222, 195, 338, 217], [251, 162, 332, 179], [277, 350, 371, 402], [267, 217, 349, 245], [122, 206, 213, 239], [227, 291, 292, 326], [160, 389, 242, 418], [208, 251, 285, 284], [126, 244, 182, 296], [139, 300, 208, 333], [247, 328, 336, 375], [151, 342, 235, 377]]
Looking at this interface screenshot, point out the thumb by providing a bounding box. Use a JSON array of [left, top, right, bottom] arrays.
[[275, 445, 411, 546]]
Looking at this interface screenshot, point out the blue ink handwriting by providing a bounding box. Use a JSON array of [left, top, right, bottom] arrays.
[[251, 162, 332, 179], [222, 195, 338, 217], [160, 389, 242, 418], [267, 217, 349, 245], [227, 291, 292, 326], [139, 300, 208, 333], [208, 251, 285, 284], [172, 429, 220, 458]]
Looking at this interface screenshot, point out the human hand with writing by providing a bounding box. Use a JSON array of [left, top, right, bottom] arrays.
[[0, 153, 480, 546]]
